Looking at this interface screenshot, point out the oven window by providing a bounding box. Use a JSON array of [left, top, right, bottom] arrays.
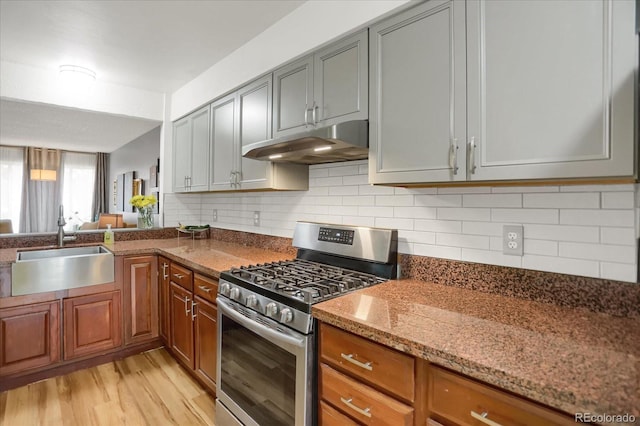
[[220, 314, 296, 425]]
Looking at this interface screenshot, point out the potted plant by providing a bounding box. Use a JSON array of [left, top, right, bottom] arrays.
[[129, 195, 157, 229]]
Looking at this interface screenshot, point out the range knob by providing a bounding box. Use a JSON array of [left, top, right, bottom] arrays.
[[229, 287, 240, 301], [280, 308, 293, 323], [265, 302, 279, 317], [245, 294, 258, 308], [220, 282, 230, 296]]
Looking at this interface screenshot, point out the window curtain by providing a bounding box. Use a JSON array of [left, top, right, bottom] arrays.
[[19, 147, 63, 233], [62, 152, 96, 225], [91, 152, 109, 221], [0, 145, 25, 233]]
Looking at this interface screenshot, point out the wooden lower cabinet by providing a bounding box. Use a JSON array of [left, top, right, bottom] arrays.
[[194, 295, 217, 390], [123, 256, 158, 345], [428, 365, 574, 426], [0, 300, 60, 376], [158, 256, 171, 345], [63, 291, 122, 360], [170, 282, 195, 368]]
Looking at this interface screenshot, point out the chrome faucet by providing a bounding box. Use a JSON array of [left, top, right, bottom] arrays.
[[57, 205, 77, 247]]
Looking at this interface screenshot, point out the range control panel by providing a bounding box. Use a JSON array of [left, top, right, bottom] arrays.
[[318, 227, 355, 245]]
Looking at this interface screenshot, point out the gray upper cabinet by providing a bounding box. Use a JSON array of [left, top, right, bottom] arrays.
[[369, 0, 466, 184], [273, 30, 368, 138], [273, 56, 314, 137], [370, 0, 637, 185], [209, 93, 236, 191], [209, 74, 309, 192], [467, 0, 636, 181], [172, 105, 210, 192]]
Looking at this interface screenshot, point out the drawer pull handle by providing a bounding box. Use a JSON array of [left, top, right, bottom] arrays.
[[341, 353, 373, 371], [471, 411, 503, 426], [173, 273, 184, 279], [198, 285, 212, 293], [340, 397, 371, 418]]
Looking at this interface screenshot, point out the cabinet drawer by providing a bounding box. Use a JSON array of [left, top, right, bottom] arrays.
[[320, 323, 415, 402], [429, 366, 574, 426], [321, 363, 413, 426], [319, 400, 359, 426], [170, 263, 193, 291], [194, 274, 218, 304]]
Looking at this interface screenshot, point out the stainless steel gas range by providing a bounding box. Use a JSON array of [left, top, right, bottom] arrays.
[[215, 222, 398, 426]]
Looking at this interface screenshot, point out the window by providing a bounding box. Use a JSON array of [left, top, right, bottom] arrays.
[[0, 146, 24, 233], [62, 152, 96, 224]]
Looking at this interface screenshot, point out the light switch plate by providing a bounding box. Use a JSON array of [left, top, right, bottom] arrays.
[[503, 225, 524, 256]]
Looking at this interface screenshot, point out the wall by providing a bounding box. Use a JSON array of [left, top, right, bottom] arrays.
[[164, 160, 638, 284], [109, 126, 161, 223]]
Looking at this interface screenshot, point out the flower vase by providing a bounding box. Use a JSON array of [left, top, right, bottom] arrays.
[[137, 206, 154, 229]]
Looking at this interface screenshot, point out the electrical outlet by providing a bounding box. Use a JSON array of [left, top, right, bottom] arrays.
[[253, 211, 260, 227], [212, 209, 218, 222], [503, 225, 523, 256]]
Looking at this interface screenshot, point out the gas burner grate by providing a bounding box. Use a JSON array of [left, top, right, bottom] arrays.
[[229, 259, 386, 303]]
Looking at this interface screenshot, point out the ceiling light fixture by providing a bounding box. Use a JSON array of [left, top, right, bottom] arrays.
[[30, 169, 57, 181], [59, 64, 96, 83]]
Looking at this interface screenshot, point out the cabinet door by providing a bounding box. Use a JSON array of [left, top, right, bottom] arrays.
[[169, 282, 194, 369], [123, 256, 158, 346], [314, 30, 368, 126], [194, 296, 217, 392], [467, 0, 636, 180], [158, 256, 170, 345], [369, 0, 467, 184], [210, 93, 237, 191], [172, 117, 192, 192], [273, 55, 314, 137], [238, 75, 272, 190], [0, 301, 60, 376], [189, 106, 211, 191], [63, 291, 122, 360]]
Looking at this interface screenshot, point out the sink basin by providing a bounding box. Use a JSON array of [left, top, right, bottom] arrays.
[[12, 245, 115, 296]]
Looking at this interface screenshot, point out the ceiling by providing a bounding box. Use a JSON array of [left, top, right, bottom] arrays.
[[0, 0, 305, 152]]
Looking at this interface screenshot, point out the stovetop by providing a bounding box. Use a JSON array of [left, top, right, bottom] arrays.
[[226, 259, 387, 304]]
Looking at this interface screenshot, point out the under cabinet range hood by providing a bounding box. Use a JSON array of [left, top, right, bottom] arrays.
[[242, 120, 368, 165]]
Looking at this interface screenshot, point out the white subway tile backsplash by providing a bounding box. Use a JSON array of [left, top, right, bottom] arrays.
[[436, 233, 490, 250], [600, 227, 636, 246], [463, 194, 522, 208], [523, 192, 600, 209], [395, 206, 437, 219], [415, 219, 461, 233], [491, 208, 559, 224], [600, 262, 638, 282], [559, 242, 636, 264], [162, 161, 638, 283], [415, 194, 462, 207], [525, 224, 599, 243], [601, 192, 635, 209], [559, 210, 635, 227], [522, 255, 600, 277], [437, 208, 491, 222]]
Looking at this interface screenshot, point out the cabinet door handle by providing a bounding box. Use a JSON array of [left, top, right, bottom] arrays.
[[191, 300, 197, 321], [173, 273, 184, 279], [471, 411, 503, 426], [304, 103, 309, 127], [162, 263, 168, 280], [184, 296, 191, 316], [312, 101, 318, 125], [468, 136, 477, 174], [340, 397, 371, 418], [340, 353, 373, 371], [449, 138, 459, 175], [198, 285, 212, 293]]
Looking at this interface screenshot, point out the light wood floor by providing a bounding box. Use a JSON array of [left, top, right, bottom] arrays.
[[0, 348, 216, 426]]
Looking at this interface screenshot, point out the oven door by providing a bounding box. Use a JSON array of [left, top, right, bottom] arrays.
[[216, 296, 314, 426]]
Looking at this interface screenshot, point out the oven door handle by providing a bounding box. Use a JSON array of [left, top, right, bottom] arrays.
[[218, 298, 306, 349]]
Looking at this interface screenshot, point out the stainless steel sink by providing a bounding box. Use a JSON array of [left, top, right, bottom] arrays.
[[12, 245, 115, 296]]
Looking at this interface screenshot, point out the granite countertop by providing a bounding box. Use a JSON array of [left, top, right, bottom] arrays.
[[312, 279, 640, 424], [0, 238, 293, 278]]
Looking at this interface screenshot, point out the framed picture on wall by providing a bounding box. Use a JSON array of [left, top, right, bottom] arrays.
[[123, 171, 135, 212]]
